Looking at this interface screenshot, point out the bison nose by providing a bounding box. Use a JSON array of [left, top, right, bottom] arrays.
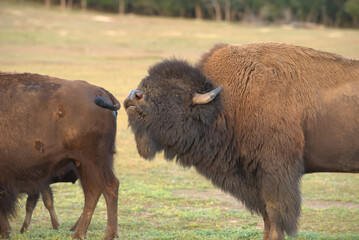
[[134, 90, 143, 100], [128, 90, 143, 101], [124, 90, 144, 109]]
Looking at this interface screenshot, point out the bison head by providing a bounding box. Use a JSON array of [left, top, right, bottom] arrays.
[[124, 59, 222, 160]]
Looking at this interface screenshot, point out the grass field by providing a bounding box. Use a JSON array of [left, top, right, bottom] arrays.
[[1, 1, 359, 239]]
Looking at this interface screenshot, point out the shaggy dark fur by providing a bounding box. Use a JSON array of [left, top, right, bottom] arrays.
[[124, 43, 359, 240], [0, 72, 120, 240]]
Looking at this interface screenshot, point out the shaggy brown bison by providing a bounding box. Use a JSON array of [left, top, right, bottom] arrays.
[[124, 43, 359, 240], [0, 72, 120, 239], [20, 162, 78, 233]]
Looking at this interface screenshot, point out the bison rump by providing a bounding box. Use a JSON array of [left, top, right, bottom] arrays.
[[0, 72, 120, 240]]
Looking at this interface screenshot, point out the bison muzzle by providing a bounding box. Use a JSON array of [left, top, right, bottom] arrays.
[[124, 43, 359, 240]]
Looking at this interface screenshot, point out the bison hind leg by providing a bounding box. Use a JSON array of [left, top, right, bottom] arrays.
[[71, 154, 119, 240], [71, 163, 102, 239], [102, 173, 119, 240]]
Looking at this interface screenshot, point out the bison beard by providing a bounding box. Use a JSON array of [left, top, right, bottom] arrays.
[[125, 43, 359, 240]]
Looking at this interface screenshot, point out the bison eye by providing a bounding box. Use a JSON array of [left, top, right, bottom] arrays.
[[172, 92, 182, 104]]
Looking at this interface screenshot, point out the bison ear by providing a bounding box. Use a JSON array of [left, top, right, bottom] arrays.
[[192, 86, 222, 105]]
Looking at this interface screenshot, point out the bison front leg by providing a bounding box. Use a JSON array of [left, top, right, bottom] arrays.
[[20, 192, 40, 233], [265, 206, 285, 240], [41, 185, 59, 230], [261, 171, 302, 240], [261, 210, 285, 240], [262, 213, 271, 240]]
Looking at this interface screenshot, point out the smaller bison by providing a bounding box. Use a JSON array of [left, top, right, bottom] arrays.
[[19, 162, 78, 233], [0, 72, 120, 240], [124, 43, 359, 240]]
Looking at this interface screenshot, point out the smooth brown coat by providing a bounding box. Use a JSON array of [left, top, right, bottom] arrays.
[[0, 72, 120, 240]]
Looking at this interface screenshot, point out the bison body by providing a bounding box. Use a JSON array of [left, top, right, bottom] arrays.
[[124, 43, 359, 240], [0, 72, 120, 239]]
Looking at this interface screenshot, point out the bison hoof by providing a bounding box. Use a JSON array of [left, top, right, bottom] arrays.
[[70, 225, 77, 232], [102, 232, 119, 240], [0, 231, 10, 239], [72, 233, 87, 239]]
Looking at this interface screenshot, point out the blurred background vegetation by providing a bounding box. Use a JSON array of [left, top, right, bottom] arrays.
[[13, 0, 359, 28]]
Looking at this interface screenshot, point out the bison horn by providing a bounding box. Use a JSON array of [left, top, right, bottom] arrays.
[[192, 86, 222, 105]]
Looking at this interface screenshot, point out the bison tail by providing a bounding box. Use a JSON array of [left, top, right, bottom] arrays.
[[94, 89, 121, 111], [94, 96, 120, 111], [0, 185, 18, 218]]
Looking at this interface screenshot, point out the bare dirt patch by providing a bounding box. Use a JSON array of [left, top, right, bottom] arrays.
[[173, 189, 359, 210], [302, 199, 359, 210]]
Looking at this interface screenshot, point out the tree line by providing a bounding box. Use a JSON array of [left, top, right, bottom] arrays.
[[35, 0, 359, 28]]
